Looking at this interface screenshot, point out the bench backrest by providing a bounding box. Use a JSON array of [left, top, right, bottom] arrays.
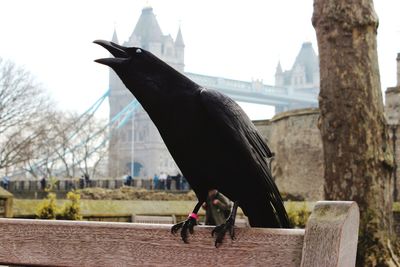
[[0, 201, 359, 267]]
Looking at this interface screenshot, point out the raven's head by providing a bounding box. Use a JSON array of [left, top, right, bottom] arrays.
[[94, 40, 192, 95], [94, 40, 197, 116], [95, 40, 160, 72]]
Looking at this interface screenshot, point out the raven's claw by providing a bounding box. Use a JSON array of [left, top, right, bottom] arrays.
[[171, 217, 197, 243], [171, 221, 184, 234], [211, 217, 236, 247]]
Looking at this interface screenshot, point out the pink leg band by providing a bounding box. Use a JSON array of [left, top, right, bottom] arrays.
[[188, 213, 199, 220]]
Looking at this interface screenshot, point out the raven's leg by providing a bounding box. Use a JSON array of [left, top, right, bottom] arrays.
[[211, 201, 239, 247], [171, 201, 203, 243]]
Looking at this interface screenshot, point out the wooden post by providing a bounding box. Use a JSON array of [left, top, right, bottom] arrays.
[[300, 201, 359, 267], [0, 187, 13, 218]]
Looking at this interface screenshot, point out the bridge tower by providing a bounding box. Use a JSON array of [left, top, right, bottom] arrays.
[[108, 6, 184, 178], [274, 42, 320, 112]]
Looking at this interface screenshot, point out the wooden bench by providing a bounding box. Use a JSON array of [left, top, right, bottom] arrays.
[[0, 201, 359, 266]]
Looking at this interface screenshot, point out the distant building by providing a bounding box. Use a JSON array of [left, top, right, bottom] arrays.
[[275, 42, 320, 95], [107, 6, 320, 178]]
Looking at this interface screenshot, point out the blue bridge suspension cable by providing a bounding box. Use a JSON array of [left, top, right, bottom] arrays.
[[16, 90, 139, 178]]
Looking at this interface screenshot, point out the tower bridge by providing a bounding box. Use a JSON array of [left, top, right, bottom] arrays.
[[107, 6, 320, 178], [185, 72, 318, 113]]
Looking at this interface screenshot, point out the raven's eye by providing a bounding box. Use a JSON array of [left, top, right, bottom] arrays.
[[136, 49, 142, 54]]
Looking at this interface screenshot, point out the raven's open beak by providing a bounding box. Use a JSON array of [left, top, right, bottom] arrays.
[[94, 40, 128, 67]]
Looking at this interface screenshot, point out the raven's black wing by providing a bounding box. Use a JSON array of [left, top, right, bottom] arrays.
[[199, 88, 290, 228]]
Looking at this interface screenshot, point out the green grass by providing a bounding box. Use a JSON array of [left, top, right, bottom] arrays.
[[13, 199, 400, 219], [13, 199, 203, 217]]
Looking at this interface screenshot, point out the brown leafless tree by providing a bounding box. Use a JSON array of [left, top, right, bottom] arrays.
[[23, 111, 74, 178], [71, 114, 108, 179], [24, 111, 108, 179], [0, 57, 51, 173]]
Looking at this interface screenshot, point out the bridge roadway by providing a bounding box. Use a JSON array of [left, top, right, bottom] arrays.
[[185, 72, 318, 111]]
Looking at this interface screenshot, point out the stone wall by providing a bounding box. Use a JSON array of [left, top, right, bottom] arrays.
[[255, 104, 400, 202], [387, 124, 400, 202], [385, 87, 400, 125], [385, 86, 400, 202], [254, 108, 324, 200], [385, 53, 400, 201]]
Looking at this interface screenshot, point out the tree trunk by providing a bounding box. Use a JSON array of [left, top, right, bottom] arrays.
[[312, 0, 399, 266]]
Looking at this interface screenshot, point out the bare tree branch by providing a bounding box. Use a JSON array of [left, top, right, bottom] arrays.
[[0, 58, 52, 172]]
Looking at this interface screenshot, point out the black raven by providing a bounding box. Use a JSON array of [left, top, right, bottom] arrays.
[[94, 40, 290, 246]]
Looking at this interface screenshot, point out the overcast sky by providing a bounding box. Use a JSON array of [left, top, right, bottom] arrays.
[[1, 0, 399, 120]]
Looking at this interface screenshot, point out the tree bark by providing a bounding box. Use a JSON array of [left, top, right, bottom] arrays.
[[312, 0, 399, 266]]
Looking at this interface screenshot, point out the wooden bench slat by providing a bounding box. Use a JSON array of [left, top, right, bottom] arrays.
[[0, 219, 304, 267]]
